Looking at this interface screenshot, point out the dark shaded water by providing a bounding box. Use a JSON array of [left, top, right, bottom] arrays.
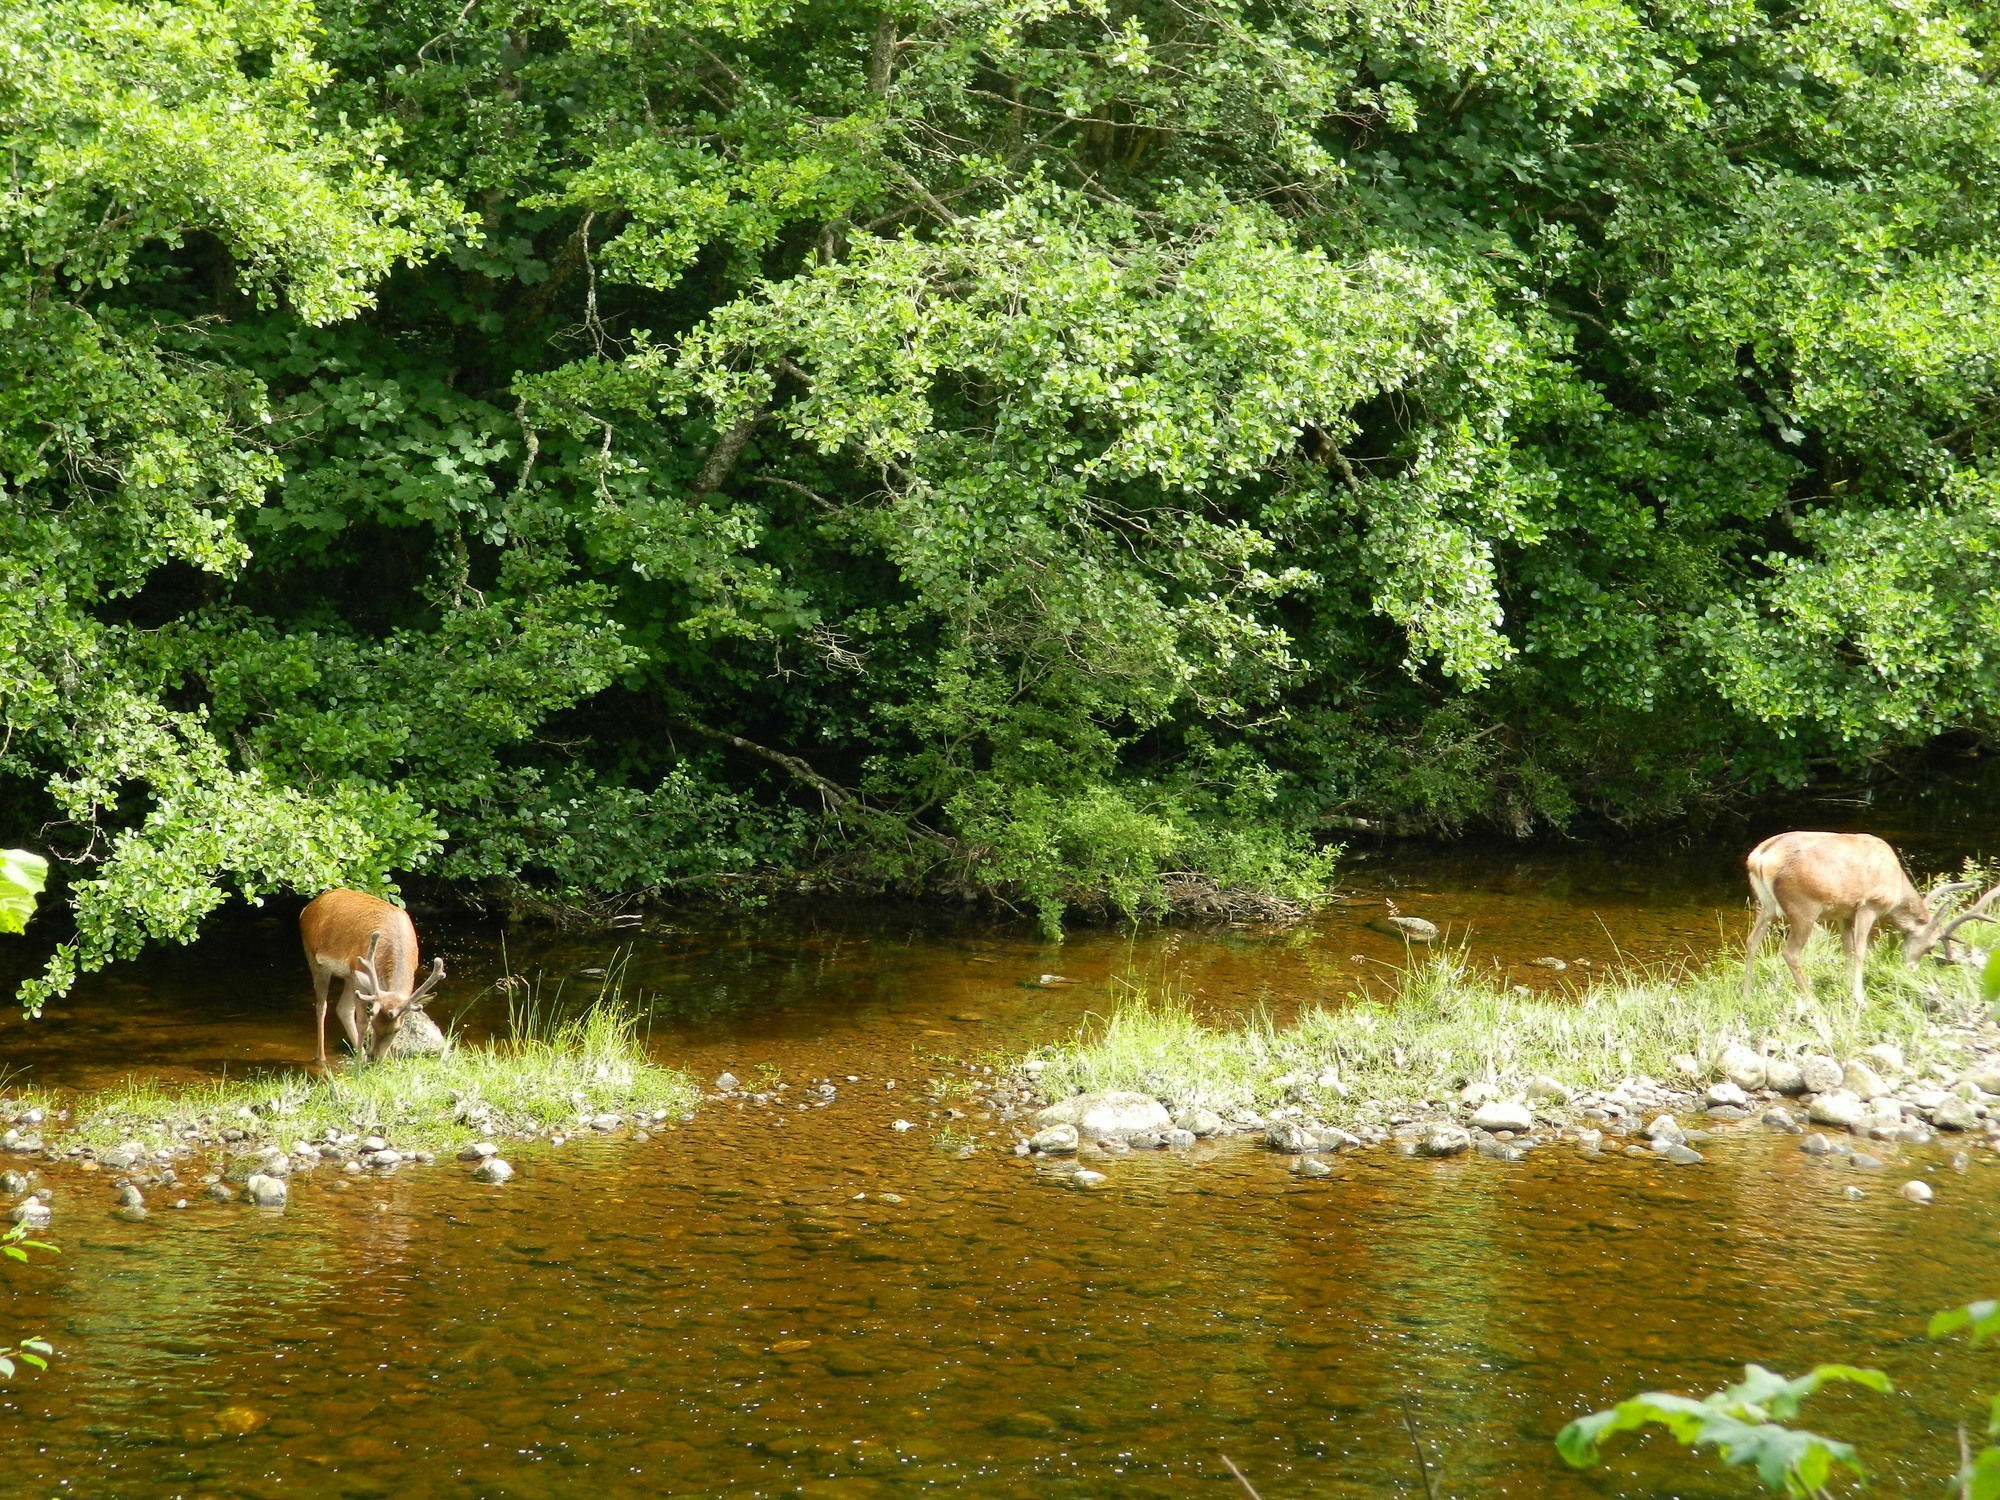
[[3, 807, 1999, 1497]]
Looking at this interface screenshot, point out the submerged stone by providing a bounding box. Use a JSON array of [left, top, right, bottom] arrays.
[[244, 1174, 288, 1208], [471, 1157, 515, 1184]]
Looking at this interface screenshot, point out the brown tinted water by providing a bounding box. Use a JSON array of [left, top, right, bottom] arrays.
[[2, 812, 1999, 1498]]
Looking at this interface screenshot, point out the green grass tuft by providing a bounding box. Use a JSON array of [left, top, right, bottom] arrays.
[[1023, 937, 1989, 1122], [52, 985, 698, 1155]]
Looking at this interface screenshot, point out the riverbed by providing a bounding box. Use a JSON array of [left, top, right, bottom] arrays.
[[1, 810, 1996, 1497]]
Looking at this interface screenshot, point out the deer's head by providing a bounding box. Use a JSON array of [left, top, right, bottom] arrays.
[[351, 934, 446, 1062], [1902, 881, 1998, 963]]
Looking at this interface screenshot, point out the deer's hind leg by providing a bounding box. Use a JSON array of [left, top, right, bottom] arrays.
[[1777, 899, 1822, 1003], [1743, 904, 1778, 997]]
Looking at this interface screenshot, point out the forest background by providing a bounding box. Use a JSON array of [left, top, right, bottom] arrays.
[[5, 0, 1999, 1006]]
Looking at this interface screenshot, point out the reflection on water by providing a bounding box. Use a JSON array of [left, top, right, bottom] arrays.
[[1, 820, 1997, 1496]]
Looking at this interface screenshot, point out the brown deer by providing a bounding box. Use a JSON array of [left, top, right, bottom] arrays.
[[300, 890, 445, 1065], [1741, 831, 1986, 1004]]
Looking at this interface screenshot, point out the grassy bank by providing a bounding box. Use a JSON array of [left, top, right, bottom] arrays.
[[9, 993, 699, 1159], [1021, 940, 1990, 1122]]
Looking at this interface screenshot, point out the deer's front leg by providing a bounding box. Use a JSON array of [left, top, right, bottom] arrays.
[[333, 974, 369, 1059]]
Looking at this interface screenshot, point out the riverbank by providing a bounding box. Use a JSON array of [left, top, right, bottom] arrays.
[[997, 942, 2000, 1166], [0, 994, 699, 1187]]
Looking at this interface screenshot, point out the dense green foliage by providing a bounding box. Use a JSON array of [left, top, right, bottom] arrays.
[[8, 0, 2000, 995]]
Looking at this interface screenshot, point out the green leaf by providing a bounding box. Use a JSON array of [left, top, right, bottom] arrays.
[[1931, 1300, 2000, 1346], [0, 850, 48, 936]]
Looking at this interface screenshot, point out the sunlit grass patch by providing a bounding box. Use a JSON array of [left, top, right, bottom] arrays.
[[56, 988, 697, 1155], [1021, 938, 1987, 1121]]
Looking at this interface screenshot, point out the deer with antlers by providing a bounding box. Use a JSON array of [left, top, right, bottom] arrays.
[[1742, 831, 1999, 1004], [300, 889, 445, 1066]]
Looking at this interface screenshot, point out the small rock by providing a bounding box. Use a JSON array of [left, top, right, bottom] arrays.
[[1800, 1132, 1840, 1157], [1642, 1114, 1687, 1145], [1705, 1104, 1751, 1121], [1717, 1044, 1768, 1091], [1525, 1075, 1573, 1104], [1899, 1180, 1934, 1204], [715, 1072, 740, 1091], [1174, 1108, 1224, 1137], [1468, 1101, 1536, 1134], [8, 1199, 50, 1228], [457, 1142, 497, 1162], [1797, 1054, 1844, 1094], [1841, 1062, 1889, 1101], [359, 1136, 389, 1153], [1475, 1138, 1525, 1162], [114, 1184, 144, 1209], [1763, 1106, 1804, 1134], [0, 1171, 26, 1195], [1959, 1066, 2000, 1096], [1069, 1170, 1107, 1189], [1765, 1057, 1806, 1095], [1029, 1124, 1079, 1154], [1808, 1092, 1868, 1131], [364, 1149, 402, 1168], [1574, 1129, 1604, 1153], [1843, 1185, 1867, 1201], [1266, 1122, 1319, 1155], [1671, 1053, 1702, 1079], [1126, 1131, 1169, 1151], [111, 1205, 148, 1223], [587, 1113, 622, 1132], [1847, 1152, 1885, 1171], [1931, 1096, 1981, 1132], [1527, 956, 1567, 970], [890, 1119, 914, 1132], [1703, 1080, 1750, 1108], [387, 1008, 448, 1056], [1656, 1143, 1704, 1165], [1416, 1124, 1471, 1158], [1861, 1043, 1906, 1075], [1371, 914, 1439, 942], [205, 1182, 236, 1201], [471, 1158, 514, 1184], [1292, 1158, 1333, 1178], [1160, 1128, 1197, 1148], [244, 1174, 288, 1208]]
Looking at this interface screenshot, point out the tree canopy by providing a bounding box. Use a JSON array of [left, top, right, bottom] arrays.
[[6, 0, 2000, 999]]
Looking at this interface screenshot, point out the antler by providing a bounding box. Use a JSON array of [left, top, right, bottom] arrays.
[[351, 930, 384, 997], [409, 956, 446, 1004], [1934, 883, 2000, 957]]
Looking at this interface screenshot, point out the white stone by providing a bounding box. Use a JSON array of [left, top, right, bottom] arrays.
[[1029, 1123, 1080, 1154], [1899, 1180, 1934, 1205], [1525, 1076, 1573, 1104], [1716, 1044, 1767, 1091], [1468, 1100, 1536, 1133], [1807, 1091, 1868, 1130], [1798, 1055, 1844, 1094], [1704, 1081, 1750, 1108], [1643, 1114, 1687, 1145], [244, 1174, 288, 1208], [1765, 1058, 1806, 1094], [1841, 1062, 1888, 1101], [1030, 1092, 1172, 1140]]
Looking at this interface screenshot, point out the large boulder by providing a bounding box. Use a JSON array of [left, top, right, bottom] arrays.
[[1030, 1092, 1172, 1140], [389, 1010, 448, 1057]]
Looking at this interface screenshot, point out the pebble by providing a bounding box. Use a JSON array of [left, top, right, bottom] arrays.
[[1717, 1044, 1767, 1091], [458, 1142, 497, 1162], [1800, 1132, 1839, 1157], [1899, 1180, 1934, 1204], [1765, 1057, 1807, 1094], [1807, 1092, 1868, 1131], [1069, 1170, 1107, 1189], [1797, 1055, 1844, 1094], [471, 1158, 514, 1184], [714, 1072, 740, 1091], [1656, 1143, 1704, 1166], [1292, 1158, 1333, 1178], [1843, 1185, 1867, 1201], [205, 1182, 235, 1201], [1642, 1114, 1686, 1145], [244, 1174, 288, 1207], [1847, 1152, 1885, 1171], [1703, 1080, 1749, 1108], [1174, 1108, 1224, 1137], [1416, 1124, 1471, 1158], [1028, 1124, 1079, 1154]]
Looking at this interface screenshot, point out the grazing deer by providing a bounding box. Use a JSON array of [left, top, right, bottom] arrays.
[[1741, 831, 1983, 1004], [299, 890, 445, 1065]]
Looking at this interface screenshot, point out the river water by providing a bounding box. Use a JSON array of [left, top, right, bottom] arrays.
[[2, 806, 1998, 1498]]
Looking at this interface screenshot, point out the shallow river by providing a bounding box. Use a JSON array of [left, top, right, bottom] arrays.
[[3, 804, 1999, 1498]]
